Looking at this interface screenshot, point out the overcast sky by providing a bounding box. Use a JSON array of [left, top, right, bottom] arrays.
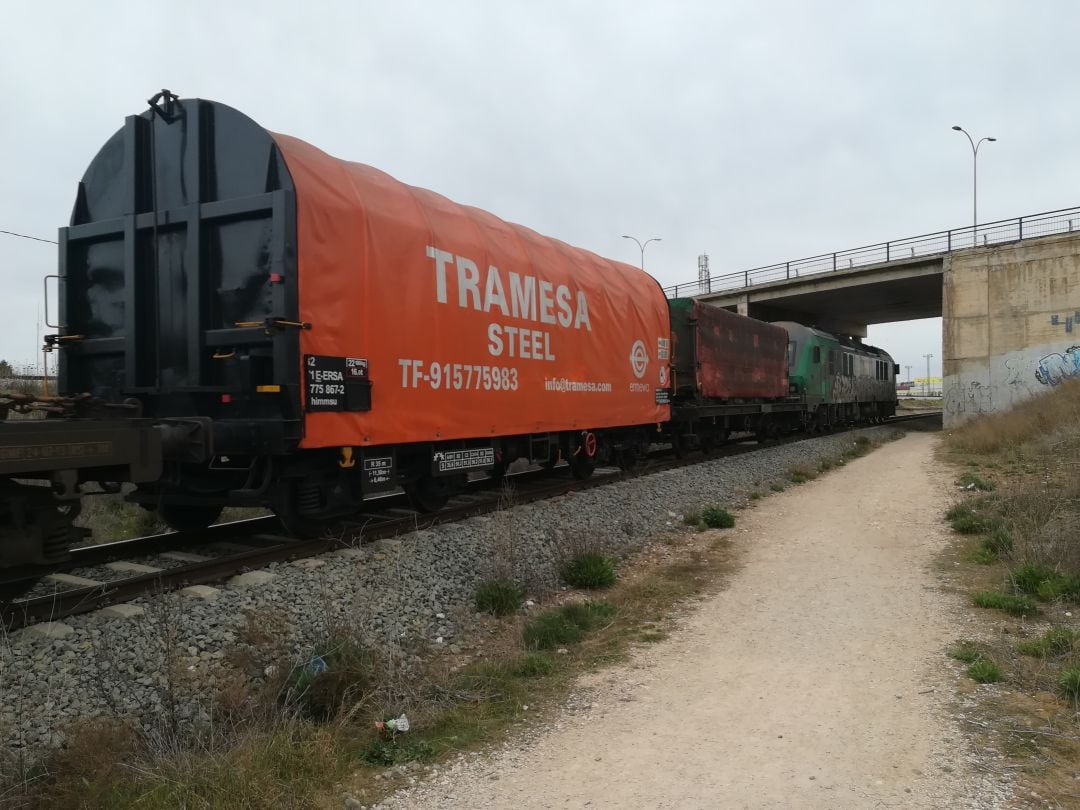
[[2, 1, 1078, 378]]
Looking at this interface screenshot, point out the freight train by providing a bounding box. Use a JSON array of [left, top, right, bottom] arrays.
[[0, 91, 897, 586]]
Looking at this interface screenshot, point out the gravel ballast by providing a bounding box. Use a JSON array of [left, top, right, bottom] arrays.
[[0, 426, 904, 756]]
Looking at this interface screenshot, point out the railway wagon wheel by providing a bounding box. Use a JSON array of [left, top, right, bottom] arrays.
[[404, 474, 462, 513]]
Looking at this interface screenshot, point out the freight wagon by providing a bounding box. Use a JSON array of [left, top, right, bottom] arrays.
[[53, 92, 671, 532], [664, 303, 898, 450]]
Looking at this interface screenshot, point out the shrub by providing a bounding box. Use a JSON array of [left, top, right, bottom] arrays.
[[957, 472, 995, 491], [971, 591, 1038, 617], [522, 601, 616, 650], [700, 505, 735, 529], [284, 639, 378, 721], [967, 659, 1003, 684], [682, 510, 701, 527], [749, 491, 763, 501], [983, 526, 1013, 554], [1058, 666, 1080, 700], [769, 483, 786, 492], [1010, 562, 1059, 595], [561, 553, 617, 589], [787, 465, 817, 484], [474, 578, 526, 616], [949, 640, 984, 664], [953, 514, 994, 535], [1017, 627, 1080, 658]]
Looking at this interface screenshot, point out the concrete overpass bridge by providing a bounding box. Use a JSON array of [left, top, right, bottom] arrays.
[[663, 206, 1080, 426], [664, 206, 1080, 338]]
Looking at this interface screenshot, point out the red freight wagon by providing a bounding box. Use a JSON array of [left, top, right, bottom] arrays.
[[669, 299, 789, 400]]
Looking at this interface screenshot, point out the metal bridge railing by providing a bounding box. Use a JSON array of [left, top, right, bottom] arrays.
[[663, 205, 1080, 299]]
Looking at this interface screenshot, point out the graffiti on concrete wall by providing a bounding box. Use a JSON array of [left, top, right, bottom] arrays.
[[946, 342, 1080, 423], [1035, 346, 1080, 386], [944, 380, 993, 417], [1049, 312, 1080, 333], [1003, 357, 1035, 405]]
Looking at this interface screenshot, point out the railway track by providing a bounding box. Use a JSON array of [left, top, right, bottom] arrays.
[[1, 411, 939, 630]]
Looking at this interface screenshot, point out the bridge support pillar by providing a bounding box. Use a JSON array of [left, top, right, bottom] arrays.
[[736, 295, 749, 317], [943, 232, 1080, 427]]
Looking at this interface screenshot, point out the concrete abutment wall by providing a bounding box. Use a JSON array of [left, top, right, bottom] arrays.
[[943, 231, 1080, 427]]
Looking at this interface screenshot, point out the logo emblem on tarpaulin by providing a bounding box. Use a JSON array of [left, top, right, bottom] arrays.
[[630, 340, 648, 379]]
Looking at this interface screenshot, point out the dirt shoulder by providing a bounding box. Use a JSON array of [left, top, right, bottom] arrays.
[[389, 432, 1012, 809]]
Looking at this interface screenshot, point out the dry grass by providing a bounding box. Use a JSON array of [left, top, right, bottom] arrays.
[[942, 381, 1080, 806], [948, 378, 1080, 457], [75, 489, 269, 546]]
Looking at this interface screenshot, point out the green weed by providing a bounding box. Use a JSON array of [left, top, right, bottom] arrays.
[[561, 553, 617, 589], [522, 601, 617, 650], [1058, 666, 1080, 699], [1017, 627, 1080, 658], [362, 736, 436, 766], [945, 502, 998, 535], [1009, 563, 1080, 602], [957, 472, 996, 491], [700, 505, 735, 529], [787, 465, 817, 484], [971, 591, 1039, 617], [512, 652, 557, 678], [474, 578, 526, 616], [949, 640, 985, 664], [967, 659, 1004, 684], [983, 526, 1013, 554]]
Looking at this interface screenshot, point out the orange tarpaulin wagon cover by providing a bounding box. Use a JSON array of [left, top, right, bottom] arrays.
[[272, 134, 672, 449]]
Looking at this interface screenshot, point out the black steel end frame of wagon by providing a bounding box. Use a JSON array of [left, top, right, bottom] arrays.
[[53, 92, 313, 532]]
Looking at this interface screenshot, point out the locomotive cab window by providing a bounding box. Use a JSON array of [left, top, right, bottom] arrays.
[[812, 346, 820, 364], [787, 341, 797, 368]]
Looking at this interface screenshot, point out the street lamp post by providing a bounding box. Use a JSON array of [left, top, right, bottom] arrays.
[[622, 235, 661, 272], [923, 353, 934, 396], [951, 126, 996, 244]]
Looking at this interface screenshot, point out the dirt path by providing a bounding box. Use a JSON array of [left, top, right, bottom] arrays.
[[393, 432, 1010, 808]]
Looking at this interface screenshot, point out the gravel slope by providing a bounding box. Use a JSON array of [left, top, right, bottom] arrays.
[[1, 427, 904, 756]]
